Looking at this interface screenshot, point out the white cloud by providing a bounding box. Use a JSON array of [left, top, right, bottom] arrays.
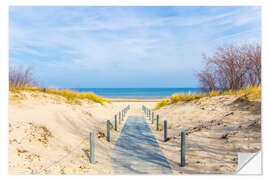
[[9, 6, 261, 87]]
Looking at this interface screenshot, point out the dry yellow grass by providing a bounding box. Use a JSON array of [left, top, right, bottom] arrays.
[[154, 99, 170, 109], [155, 85, 261, 109], [9, 87, 111, 105]]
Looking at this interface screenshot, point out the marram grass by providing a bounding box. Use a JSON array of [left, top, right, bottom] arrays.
[[155, 99, 170, 109], [155, 85, 261, 109], [9, 87, 111, 105]]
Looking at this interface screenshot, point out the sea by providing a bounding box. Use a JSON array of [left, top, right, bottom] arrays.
[[70, 88, 202, 99]]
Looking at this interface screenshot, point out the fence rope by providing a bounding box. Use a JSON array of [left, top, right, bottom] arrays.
[[35, 136, 88, 174]]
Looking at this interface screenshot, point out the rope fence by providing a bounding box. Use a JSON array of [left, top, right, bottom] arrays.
[[142, 104, 186, 167]]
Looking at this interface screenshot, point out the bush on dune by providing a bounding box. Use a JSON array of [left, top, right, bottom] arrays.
[[9, 66, 110, 105], [155, 42, 262, 109], [197, 43, 261, 91], [9, 66, 37, 89]]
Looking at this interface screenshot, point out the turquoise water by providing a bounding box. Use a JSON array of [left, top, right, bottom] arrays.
[[70, 88, 201, 99]]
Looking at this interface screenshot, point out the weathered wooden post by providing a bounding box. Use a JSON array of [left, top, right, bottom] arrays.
[[90, 131, 95, 164], [164, 120, 167, 142], [115, 114, 117, 131], [119, 112, 121, 124], [107, 120, 110, 142], [82, 132, 95, 164], [152, 112, 154, 124], [156, 114, 159, 131], [181, 131, 186, 167]]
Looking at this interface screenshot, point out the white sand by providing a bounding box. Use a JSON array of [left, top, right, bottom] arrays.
[[9, 91, 260, 174], [8, 91, 156, 174], [149, 95, 261, 174]]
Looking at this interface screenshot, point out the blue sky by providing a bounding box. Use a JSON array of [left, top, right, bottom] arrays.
[[9, 6, 261, 88]]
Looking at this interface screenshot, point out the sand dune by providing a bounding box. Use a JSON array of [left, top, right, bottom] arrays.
[[8, 91, 156, 174], [150, 95, 261, 174], [9, 91, 260, 174]]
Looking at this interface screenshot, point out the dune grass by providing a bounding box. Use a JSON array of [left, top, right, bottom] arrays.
[[155, 85, 261, 109], [155, 99, 170, 109], [9, 87, 111, 105]]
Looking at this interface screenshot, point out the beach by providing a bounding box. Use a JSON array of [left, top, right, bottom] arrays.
[[7, 5, 262, 176], [8, 90, 261, 174]]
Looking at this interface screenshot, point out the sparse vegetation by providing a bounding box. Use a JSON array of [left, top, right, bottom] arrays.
[[155, 85, 261, 109], [9, 65, 110, 105], [9, 65, 37, 88], [155, 99, 170, 109], [197, 43, 261, 90], [10, 87, 111, 105], [154, 43, 260, 109]]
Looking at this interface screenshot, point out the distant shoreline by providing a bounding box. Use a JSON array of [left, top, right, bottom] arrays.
[[68, 88, 202, 99], [108, 98, 162, 102]]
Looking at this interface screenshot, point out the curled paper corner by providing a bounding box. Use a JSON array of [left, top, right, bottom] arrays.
[[236, 151, 262, 175]]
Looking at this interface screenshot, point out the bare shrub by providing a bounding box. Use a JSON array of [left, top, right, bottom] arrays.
[[197, 43, 261, 90], [9, 65, 37, 88]]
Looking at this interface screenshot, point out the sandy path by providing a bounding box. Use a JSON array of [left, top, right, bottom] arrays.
[[9, 91, 260, 174], [111, 115, 172, 174]]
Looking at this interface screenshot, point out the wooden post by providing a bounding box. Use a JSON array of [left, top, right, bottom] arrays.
[[156, 114, 159, 131], [90, 132, 95, 164], [107, 120, 110, 142], [164, 120, 167, 142], [181, 131, 186, 167], [119, 112, 121, 124], [152, 112, 154, 124], [115, 114, 117, 131]]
